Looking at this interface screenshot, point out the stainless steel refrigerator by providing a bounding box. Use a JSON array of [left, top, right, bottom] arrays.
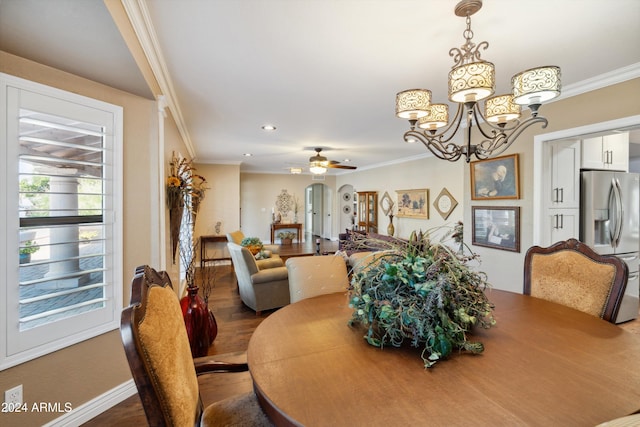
[[580, 170, 640, 323]]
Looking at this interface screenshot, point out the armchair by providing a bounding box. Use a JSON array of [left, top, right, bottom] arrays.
[[120, 265, 272, 426], [226, 230, 284, 270], [227, 242, 290, 314]]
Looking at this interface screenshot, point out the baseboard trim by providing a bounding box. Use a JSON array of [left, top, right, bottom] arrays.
[[43, 379, 137, 427]]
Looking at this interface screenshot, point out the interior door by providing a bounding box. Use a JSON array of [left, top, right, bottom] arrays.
[[322, 186, 333, 239], [312, 184, 323, 237]]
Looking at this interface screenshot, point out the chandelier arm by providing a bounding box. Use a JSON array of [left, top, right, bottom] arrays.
[[473, 115, 549, 160], [404, 130, 463, 162], [416, 103, 466, 145]]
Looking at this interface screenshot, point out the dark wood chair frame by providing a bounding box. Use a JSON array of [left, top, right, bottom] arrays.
[[120, 265, 248, 426], [523, 238, 628, 323]]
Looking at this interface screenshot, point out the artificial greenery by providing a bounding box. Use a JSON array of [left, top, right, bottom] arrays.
[[277, 231, 296, 240], [20, 240, 39, 255], [240, 237, 263, 249], [348, 228, 495, 368]]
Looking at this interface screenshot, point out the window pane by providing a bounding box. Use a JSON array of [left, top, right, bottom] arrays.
[[18, 108, 107, 331]]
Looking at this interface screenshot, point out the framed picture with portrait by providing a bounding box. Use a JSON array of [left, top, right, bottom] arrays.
[[396, 189, 429, 219], [471, 206, 520, 252], [470, 154, 520, 200]]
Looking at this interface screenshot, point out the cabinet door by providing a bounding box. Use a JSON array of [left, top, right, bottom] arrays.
[[581, 136, 605, 170], [582, 133, 629, 171], [604, 133, 629, 171], [550, 139, 580, 209], [546, 209, 579, 245]]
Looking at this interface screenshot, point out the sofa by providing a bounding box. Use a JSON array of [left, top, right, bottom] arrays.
[[227, 242, 290, 314]]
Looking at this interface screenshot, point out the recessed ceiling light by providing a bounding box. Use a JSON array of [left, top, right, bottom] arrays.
[[243, 153, 252, 157], [343, 158, 351, 163], [261, 124, 276, 131], [290, 167, 302, 174]]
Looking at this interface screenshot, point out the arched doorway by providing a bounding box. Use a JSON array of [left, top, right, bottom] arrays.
[[338, 184, 356, 233]]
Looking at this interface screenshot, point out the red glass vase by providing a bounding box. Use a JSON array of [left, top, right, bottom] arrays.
[[180, 286, 215, 357]]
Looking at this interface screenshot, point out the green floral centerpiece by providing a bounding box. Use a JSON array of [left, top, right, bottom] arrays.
[[348, 228, 495, 368], [240, 237, 263, 255]]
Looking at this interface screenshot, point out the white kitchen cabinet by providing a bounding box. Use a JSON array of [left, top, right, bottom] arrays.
[[581, 133, 629, 171], [549, 139, 581, 209], [546, 208, 580, 244]]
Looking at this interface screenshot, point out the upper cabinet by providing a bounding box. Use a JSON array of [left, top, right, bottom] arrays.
[[581, 133, 629, 171]]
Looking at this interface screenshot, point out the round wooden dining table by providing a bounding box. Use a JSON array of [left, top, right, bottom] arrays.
[[247, 290, 640, 426]]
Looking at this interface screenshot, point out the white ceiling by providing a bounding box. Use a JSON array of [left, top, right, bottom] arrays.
[[1, 0, 639, 174]]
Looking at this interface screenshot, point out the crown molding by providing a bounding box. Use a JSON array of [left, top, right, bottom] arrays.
[[119, 0, 196, 159], [558, 62, 640, 101]]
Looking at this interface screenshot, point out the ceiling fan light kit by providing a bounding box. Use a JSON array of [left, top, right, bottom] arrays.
[[396, 0, 561, 163], [308, 148, 357, 174]]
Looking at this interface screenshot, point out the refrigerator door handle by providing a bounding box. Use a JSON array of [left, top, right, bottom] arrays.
[[613, 178, 624, 249]]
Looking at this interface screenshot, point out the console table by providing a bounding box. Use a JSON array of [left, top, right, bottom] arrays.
[[199, 235, 231, 269], [270, 223, 302, 244]]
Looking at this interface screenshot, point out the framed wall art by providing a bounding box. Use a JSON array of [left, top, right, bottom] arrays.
[[433, 187, 458, 220], [472, 206, 521, 252], [470, 154, 520, 200], [396, 189, 429, 219]]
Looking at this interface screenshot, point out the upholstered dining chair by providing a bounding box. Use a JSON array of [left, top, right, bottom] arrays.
[[286, 255, 349, 303], [120, 265, 273, 426], [523, 238, 628, 323], [597, 412, 640, 427]]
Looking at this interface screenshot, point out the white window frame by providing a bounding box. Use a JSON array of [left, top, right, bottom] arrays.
[[0, 73, 123, 370]]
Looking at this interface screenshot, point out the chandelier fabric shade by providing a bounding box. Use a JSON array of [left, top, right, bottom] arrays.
[[395, 89, 431, 120], [418, 104, 450, 130], [511, 66, 562, 106], [485, 94, 521, 124], [395, 0, 561, 162], [448, 61, 495, 103]]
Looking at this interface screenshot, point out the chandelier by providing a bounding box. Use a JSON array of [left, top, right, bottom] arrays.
[[395, 0, 561, 163]]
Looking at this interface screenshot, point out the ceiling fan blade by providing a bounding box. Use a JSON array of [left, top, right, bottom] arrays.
[[327, 164, 357, 169]]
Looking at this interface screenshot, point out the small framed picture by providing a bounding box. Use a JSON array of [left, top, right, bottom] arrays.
[[472, 206, 521, 252], [470, 154, 520, 200], [396, 189, 429, 219]]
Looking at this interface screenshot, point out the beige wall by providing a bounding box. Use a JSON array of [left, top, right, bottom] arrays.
[[336, 157, 466, 240], [0, 50, 176, 425], [239, 173, 336, 243], [193, 163, 242, 240], [461, 78, 640, 293]]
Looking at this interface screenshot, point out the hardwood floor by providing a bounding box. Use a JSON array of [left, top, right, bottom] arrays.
[[83, 241, 640, 425]]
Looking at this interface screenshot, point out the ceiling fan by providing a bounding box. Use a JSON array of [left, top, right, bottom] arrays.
[[308, 148, 357, 174]]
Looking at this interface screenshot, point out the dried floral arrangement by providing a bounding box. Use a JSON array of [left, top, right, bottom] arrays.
[[348, 227, 495, 368], [166, 152, 209, 262], [277, 231, 296, 240]]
